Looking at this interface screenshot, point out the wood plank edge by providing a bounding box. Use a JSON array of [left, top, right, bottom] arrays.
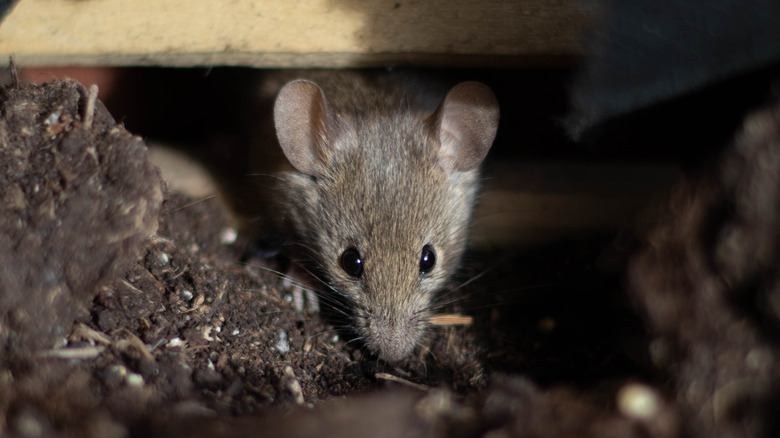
[[1, 52, 582, 69]]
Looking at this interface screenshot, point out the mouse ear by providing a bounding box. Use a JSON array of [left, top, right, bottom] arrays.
[[274, 80, 341, 176], [428, 82, 499, 172]]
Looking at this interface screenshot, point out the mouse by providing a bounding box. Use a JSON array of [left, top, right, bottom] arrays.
[[254, 71, 499, 363]]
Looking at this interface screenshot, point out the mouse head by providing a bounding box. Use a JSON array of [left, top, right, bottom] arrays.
[[274, 79, 499, 362]]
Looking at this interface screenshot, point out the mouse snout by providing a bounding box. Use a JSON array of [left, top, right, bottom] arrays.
[[364, 311, 423, 363]]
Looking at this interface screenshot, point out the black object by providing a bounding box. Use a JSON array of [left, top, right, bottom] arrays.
[[567, 0, 780, 140]]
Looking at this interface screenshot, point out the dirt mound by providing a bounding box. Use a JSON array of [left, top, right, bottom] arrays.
[[0, 79, 162, 355]]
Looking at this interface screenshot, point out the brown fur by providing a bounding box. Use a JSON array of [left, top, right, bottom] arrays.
[[264, 72, 498, 362]]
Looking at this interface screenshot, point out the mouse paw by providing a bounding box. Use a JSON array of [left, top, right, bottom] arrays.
[[305, 289, 320, 313], [282, 275, 320, 313]]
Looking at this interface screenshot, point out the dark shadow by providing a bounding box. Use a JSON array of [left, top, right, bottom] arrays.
[[457, 236, 661, 389]]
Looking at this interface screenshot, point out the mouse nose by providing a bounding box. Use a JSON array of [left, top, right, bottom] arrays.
[[366, 313, 419, 363], [373, 336, 415, 364]]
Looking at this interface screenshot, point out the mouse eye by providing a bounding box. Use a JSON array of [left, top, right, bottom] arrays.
[[419, 244, 436, 275], [340, 247, 364, 278]]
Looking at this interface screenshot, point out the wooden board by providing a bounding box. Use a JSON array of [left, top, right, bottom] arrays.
[[0, 0, 590, 68]]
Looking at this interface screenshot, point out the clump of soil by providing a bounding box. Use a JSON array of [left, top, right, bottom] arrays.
[[629, 98, 780, 438], [0, 78, 163, 355]]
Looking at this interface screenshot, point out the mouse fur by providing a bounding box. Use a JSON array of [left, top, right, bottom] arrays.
[[259, 72, 498, 362]]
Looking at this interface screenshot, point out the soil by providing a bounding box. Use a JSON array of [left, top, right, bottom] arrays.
[[1, 76, 779, 438]]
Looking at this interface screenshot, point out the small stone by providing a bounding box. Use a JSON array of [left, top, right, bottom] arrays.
[[219, 228, 238, 244], [276, 329, 290, 353], [617, 383, 662, 420]]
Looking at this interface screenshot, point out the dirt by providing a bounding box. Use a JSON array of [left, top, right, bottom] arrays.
[[0, 78, 163, 356], [1, 76, 779, 438], [629, 98, 780, 438]]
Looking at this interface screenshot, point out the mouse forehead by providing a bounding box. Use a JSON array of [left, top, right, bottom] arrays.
[[308, 110, 478, 260], [327, 122, 447, 230]]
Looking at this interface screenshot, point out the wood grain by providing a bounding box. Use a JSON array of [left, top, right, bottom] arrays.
[[0, 0, 590, 67]]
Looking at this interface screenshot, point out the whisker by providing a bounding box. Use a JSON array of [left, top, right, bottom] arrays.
[[419, 342, 438, 365], [343, 336, 363, 346], [428, 269, 497, 310], [316, 303, 352, 319], [429, 282, 564, 313], [244, 172, 289, 182], [306, 328, 348, 341], [436, 265, 496, 300], [171, 195, 217, 212], [238, 260, 359, 319]]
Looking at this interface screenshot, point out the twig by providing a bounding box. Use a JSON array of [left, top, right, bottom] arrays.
[[429, 313, 473, 326], [115, 329, 155, 361], [281, 366, 305, 405], [69, 322, 111, 345], [83, 83, 98, 130], [375, 372, 430, 392], [38, 345, 105, 360], [8, 55, 19, 88]]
